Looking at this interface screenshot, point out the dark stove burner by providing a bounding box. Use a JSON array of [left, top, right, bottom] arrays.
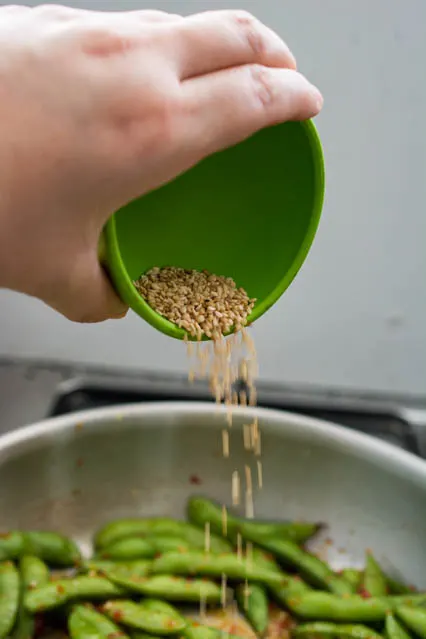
[[48, 379, 421, 457]]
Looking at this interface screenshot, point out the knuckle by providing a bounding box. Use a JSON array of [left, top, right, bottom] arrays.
[[34, 4, 73, 17], [231, 10, 265, 57], [150, 91, 184, 147], [248, 65, 276, 108]]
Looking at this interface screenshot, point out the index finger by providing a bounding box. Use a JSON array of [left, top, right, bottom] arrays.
[[166, 10, 296, 80]]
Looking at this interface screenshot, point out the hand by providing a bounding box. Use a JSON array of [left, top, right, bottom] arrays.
[[0, 4, 323, 322]]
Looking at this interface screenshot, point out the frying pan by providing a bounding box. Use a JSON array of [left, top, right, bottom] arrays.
[[1, 402, 426, 593]]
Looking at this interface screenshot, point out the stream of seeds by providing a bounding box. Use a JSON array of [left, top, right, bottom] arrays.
[[134, 266, 262, 613]]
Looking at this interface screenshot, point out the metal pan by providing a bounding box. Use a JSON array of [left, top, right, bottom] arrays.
[[1, 402, 426, 591]]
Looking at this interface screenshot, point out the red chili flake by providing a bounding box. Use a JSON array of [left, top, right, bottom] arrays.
[[76, 458, 84, 468], [189, 474, 202, 485], [112, 610, 124, 621], [154, 552, 162, 559], [324, 537, 333, 546], [193, 622, 200, 627], [358, 587, 371, 599], [166, 620, 177, 628], [56, 584, 65, 594]]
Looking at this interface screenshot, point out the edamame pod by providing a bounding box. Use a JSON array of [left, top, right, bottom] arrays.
[[20, 555, 50, 589], [236, 582, 269, 635], [0, 531, 80, 566], [187, 497, 320, 545], [184, 624, 242, 639], [24, 531, 81, 566], [250, 536, 352, 595], [0, 561, 20, 639], [149, 536, 191, 554], [397, 606, 426, 639], [69, 603, 129, 638], [99, 537, 156, 560], [342, 570, 362, 592], [86, 559, 151, 577], [151, 551, 284, 585], [362, 554, 388, 597], [11, 556, 50, 639], [386, 613, 413, 639], [104, 567, 223, 603], [95, 518, 180, 549], [102, 599, 186, 634], [24, 575, 125, 613], [95, 519, 230, 553], [0, 533, 24, 561], [269, 574, 312, 606], [287, 593, 426, 623], [293, 621, 383, 639]]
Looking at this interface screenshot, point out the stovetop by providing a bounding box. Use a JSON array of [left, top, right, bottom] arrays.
[[1, 357, 426, 458]]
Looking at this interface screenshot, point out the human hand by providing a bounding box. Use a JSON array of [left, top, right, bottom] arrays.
[[0, 4, 323, 322]]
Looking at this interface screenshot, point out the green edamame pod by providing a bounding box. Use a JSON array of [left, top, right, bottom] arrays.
[[24, 575, 125, 613], [140, 598, 185, 618], [11, 556, 50, 639], [397, 606, 426, 639], [386, 613, 413, 639], [102, 599, 186, 634], [95, 518, 180, 549], [341, 569, 362, 592], [187, 496, 320, 545], [104, 566, 222, 603], [250, 548, 281, 573], [99, 537, 156, 560], [148, 536, 191, 554], [83, 559, 123, 573], [20, 555, 50, 589], [24, 531, 81, 566], [85, 559, 151, 577], [0, 560, 20, 639], [292, 622, 383, 639], [249, 536, 352, 595], [94, 518, 231, 554], [269, 574, 311, 607], [362, 553, 388, 597], [236, 582, 269, 635], [287, 593, 426, 623], [0, 533, 24, 561], [69, 604, 129, 638], [184, 624, 242, 639], [151, 551, 284, 585]]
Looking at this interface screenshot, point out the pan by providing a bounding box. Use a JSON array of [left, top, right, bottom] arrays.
[[1, 402, 426, 633]]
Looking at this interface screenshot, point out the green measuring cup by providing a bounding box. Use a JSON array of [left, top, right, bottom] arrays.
[[100, 119, 325, 340]]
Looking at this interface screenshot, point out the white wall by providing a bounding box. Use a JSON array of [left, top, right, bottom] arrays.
[[0, 0, 425, 396]]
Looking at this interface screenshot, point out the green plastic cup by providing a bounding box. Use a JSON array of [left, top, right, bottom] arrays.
[[100, 119, 325, 340]]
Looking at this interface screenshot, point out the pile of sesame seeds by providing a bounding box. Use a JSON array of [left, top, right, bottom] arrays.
[[134, 267, 256, 340]]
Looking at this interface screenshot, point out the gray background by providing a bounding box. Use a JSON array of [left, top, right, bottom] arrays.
[[0, 0, 425, 396]]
